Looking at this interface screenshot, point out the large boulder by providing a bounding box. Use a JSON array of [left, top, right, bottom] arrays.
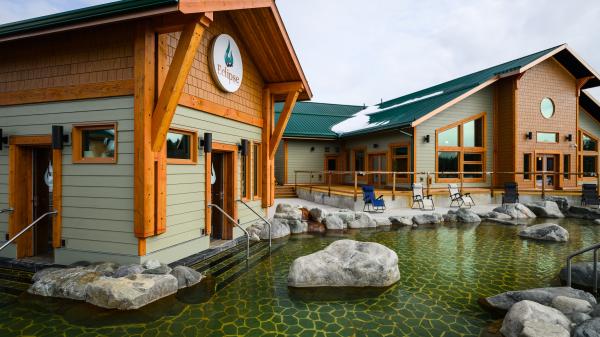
[[477, 211, 513, 220], [322, 214, 346, 230], [389, 216, 414, 226], [480, 287, 597, 313], [88, 262, 120, 276], [551, 295, 593, 315], [288, 220, 308, 234], [170, 266, 203, 289], [566, 206, 600, 220], [493, 203, 536, 219], [519, 223, 569, 242], [500, 300, 571, 337], [142, 264, 172, 275], [572, 317, 600, 337], [525, 201, 564, 218], [445, 208, 481, 223], [309, 208, 329, 223], [288, 240, 400, 287], [412, 213, 443, 226], [519, 320, 570, 337], [559, 262, 600, 289], [114, 264, 145, 278], [374, 218, 392, 227], [85, 274, 178, 310], [348, 212, 377, 229], [143, 259, 161, 270], [545, 196, 570, 213], [263, 218, 290, 239], [274, 209, 302, 221], [275, 203, 295, 213], [28, 267, 102, 300]]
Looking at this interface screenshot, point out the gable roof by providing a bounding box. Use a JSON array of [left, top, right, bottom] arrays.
[[275, 102, 364, 139], [338, 44, 600, 137], [0, 0, 311, 101], [581, 90, 600, 121]]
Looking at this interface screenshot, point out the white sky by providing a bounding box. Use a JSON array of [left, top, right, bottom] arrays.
[[2, 0, 599, 105]]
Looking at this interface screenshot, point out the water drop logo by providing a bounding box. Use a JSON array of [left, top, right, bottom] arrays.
[[224, 40, 234, 67]]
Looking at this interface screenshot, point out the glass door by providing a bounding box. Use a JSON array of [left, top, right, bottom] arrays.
[[368, 154, 387, 187], [536, 154, 557, 188]]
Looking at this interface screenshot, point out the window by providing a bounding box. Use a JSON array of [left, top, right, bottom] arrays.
[[583, 156, 597, 177], [580, 131, 598, 178], [166, 129, 197, 164], [563, 154, 570, 180], [436, 113, 485, 182], [523, 153, 532, 180], [72, 123, 117, 163], [391, 145, 410, 179], [252, 143, 262, 198], [536, 132, 558, 143], [353, 149, 365, 171], [241, 145, 251, 200], [540, 97, 555, 119], [583, 134, 597, 151]]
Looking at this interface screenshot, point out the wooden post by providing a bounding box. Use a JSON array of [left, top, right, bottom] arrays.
[[328, 171, 331, 197], [309, 172, 312, 194], [490, 172, 494, 197], [392, 172, 396, 201], [354, 172, 358, 202], [542, 172, 546, 199], [460, 172, 464, 193], [426, 172, 431, 196], [596, 172, 600, 194], [294, 171, 297, 191]]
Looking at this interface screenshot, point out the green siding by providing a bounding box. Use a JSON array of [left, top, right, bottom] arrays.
[[0, 96, 136, 261], [415, 87, 494, 187], [285, 140, 339, 184], [580, 108, 600, 138]]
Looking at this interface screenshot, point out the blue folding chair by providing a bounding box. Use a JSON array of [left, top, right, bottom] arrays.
[[362, 185, 386, 212]]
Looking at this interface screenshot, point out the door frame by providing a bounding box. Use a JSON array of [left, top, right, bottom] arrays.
[[205, 142, 237, 240], [324, 154, 339, 184], [8, 135, 62, 258], [368, 152, 387, 187], [534, 151, 562, 190]]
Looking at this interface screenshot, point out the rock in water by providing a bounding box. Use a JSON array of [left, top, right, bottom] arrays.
[[500, 300, 571, 337], [566, 206, 600, 220], [519, 320, 570, 337], [481, 287, 597, 312], [412, 213, 443, 225], [85, 274, 178, 310], [114, 264, 144, 278], [170, 266, 203, 289], [389, 216, 414, 226], [288, 220, 308, 234], [374, 218, 392, 227], [142, 264, 172, 275], [525, 201, 564, 218], [572, 317, 600, 337], [348, 212, 376, 229], [551, 295, 593, 315], [309, 208, 328, 222], [519, 223, 569, 242], [545, 196, 570, 213], [322, 214, 346, 230], [493, 203, 536, 219], [263, 218, 291, 239], [288, 239, 400, 287], [143, 259, 161, 270], [445, 208, 481, 223], [477, 211, 512, 220], [28, 267, 102, 300], [558, 262, 600, 289], [275, 203, 294, 213]]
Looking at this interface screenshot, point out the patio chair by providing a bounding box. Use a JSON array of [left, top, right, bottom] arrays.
[[448, 184, 475, 208], [412, 183, 434, 210], [501, 182, 519, 206], [581, 184, 600, 208], [362, 185, 386, 212]]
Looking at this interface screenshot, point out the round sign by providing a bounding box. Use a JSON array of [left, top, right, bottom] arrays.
[[209, 34, 243, 93]]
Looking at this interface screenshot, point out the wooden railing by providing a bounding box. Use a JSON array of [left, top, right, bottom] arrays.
[[293, 170, 600, 201]]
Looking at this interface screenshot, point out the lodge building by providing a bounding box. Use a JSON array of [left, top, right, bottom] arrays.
[[0, 0, 310, 264], [275, 45, 600, 202]]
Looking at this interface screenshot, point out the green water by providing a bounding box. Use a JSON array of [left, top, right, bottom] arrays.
[[1, 219, 600, 337]]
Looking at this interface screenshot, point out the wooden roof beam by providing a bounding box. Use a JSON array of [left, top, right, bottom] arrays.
[[266, 81, 304, 95], [269, 89, 300, 155], [577, 76, 595, 96], [151, 14, 211, 152], [179, 0, 273, 13]]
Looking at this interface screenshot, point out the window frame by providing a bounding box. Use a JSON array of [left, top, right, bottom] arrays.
[[435, 112, 486, 183], [352, 147, 367, 172], [579, 130, 599, 179], [536, 131, 559, 143], [252, 142, 262, 200], [166, 127, 198, 165], [72, 122, 118, 164], [563, 154, 570, 180], [523, 153, 532, 180], [389, 143, 411, 182]]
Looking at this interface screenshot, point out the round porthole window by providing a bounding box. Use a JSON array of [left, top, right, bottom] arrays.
[[540, 97, 555, 119]]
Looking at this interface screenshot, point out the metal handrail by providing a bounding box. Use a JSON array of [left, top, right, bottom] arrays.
[[566, 242, 600, 295], [0, 208, 13, 214], [0, 210, 58, 252], [237, 199, 271, 250], [207, 204, 250, 261]]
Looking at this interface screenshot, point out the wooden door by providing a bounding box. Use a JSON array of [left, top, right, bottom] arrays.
[[32, 148, 52, 256], [211, 153, 225, 240], [535, 154, 558, 189], [325, 155, 338, 184], [368, 154, 387, 187]]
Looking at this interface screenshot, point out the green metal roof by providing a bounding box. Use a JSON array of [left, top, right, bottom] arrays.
[[340, 44, 565, 137], [275, 102, 364, 139], [0, 0, 178, 38]]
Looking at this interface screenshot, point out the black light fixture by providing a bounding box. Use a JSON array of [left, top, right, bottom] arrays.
[[52, 125, 66, 150], [201, 132, 212, 153], [373, 144, 379, 148], [239, 139, 249, 156], [0, 129, 6, 151], [310, 146, 315, 152], [566, 134, 573, 142], [423, 135, 430, 143], [525, 132, 533, 140]]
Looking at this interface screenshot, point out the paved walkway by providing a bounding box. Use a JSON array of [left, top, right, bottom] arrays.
[[270, 198, 501, 219]]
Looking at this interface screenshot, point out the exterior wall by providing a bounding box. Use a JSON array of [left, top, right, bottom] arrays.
[[164, 12, 264, 122], [144, 105, 265, 262], [0, 23, 134, 94], [580, 108, 600, 138], [0, 96, 136, 263], [515, 58, 577, 189], [415, 86, 494, 187], [494, 77, 516, 186], [274, 140, 285, 185], [285, 139, 340, 184]]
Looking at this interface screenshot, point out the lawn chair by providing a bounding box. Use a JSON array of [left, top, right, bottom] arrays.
[[581, 184, 600, 208], [448, 184, 475, 208], [412, 183, 434, 210], [502, 182, 519, 206], [362, 185, 386, 212]]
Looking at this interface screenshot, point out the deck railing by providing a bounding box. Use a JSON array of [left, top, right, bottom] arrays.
[[293, 170, 600, 201]]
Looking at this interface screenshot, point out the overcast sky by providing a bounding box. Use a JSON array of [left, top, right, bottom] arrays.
[[2, 0, 599, 105]]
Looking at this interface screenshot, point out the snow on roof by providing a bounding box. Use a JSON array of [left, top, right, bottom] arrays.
[[330, 90, 444, 135]]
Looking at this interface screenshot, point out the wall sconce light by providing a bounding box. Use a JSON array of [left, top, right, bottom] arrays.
[[310, 146, 315, 152], [201, 132, 212, 153], [525, 132, 533, 140], [239, 139, 249, 156], [0, 129, 6, 151], [373, 144, 379, 148], [423, 135, 430, 143], [566, 134, 573, 142], [52, 125, 69, 150]]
